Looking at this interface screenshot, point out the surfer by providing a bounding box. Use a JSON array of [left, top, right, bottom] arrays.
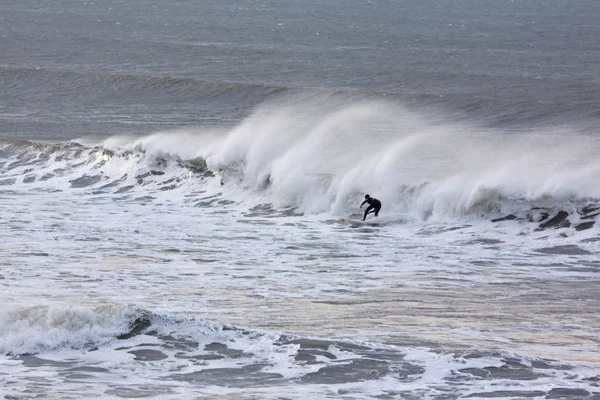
[[360, 194, 381, 221]]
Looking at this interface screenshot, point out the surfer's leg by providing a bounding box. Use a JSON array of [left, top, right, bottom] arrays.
[[374, 205, 381, 217], [363, 205, 374, 221]]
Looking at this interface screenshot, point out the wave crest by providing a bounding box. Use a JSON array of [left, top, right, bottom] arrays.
[[2, 100, 600, 223]]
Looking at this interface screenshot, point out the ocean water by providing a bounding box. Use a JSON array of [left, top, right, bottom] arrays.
[[1, 0, 600, 399]]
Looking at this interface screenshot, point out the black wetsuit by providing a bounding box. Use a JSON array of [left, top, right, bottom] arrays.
[[361, 197, 381, 221]]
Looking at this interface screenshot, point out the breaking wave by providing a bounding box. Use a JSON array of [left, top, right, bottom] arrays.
[[1, 304, 598, 399], [1, 99, 600, 228]]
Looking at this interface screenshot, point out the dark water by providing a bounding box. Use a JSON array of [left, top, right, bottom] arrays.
[[1, 0, 599, 140]]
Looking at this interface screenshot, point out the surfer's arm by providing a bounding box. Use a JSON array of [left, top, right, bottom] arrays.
[[360, 200, 367, 208]]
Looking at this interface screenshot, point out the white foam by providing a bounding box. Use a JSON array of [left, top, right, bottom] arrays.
[[73, 100, 600, 220], [0, 305, 132, 355]]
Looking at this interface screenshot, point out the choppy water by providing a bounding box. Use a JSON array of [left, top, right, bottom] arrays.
[[1, 1, 599, 399]]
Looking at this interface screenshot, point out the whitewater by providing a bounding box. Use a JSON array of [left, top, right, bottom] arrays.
[[1, 100, 599, 399]]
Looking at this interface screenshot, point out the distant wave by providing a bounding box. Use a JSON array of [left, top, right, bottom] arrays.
[[2, 66, 598, 129], [0, 66, 292, 101]]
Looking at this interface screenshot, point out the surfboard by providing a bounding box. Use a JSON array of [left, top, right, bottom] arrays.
[[339, 218, 381, 226]]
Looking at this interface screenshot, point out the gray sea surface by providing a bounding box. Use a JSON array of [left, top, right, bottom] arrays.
[[1, 0, 599, 139]]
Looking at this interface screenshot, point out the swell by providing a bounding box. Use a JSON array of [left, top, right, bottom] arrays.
[[0, 66, 291, 102], [1, 66, 598, 129]]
